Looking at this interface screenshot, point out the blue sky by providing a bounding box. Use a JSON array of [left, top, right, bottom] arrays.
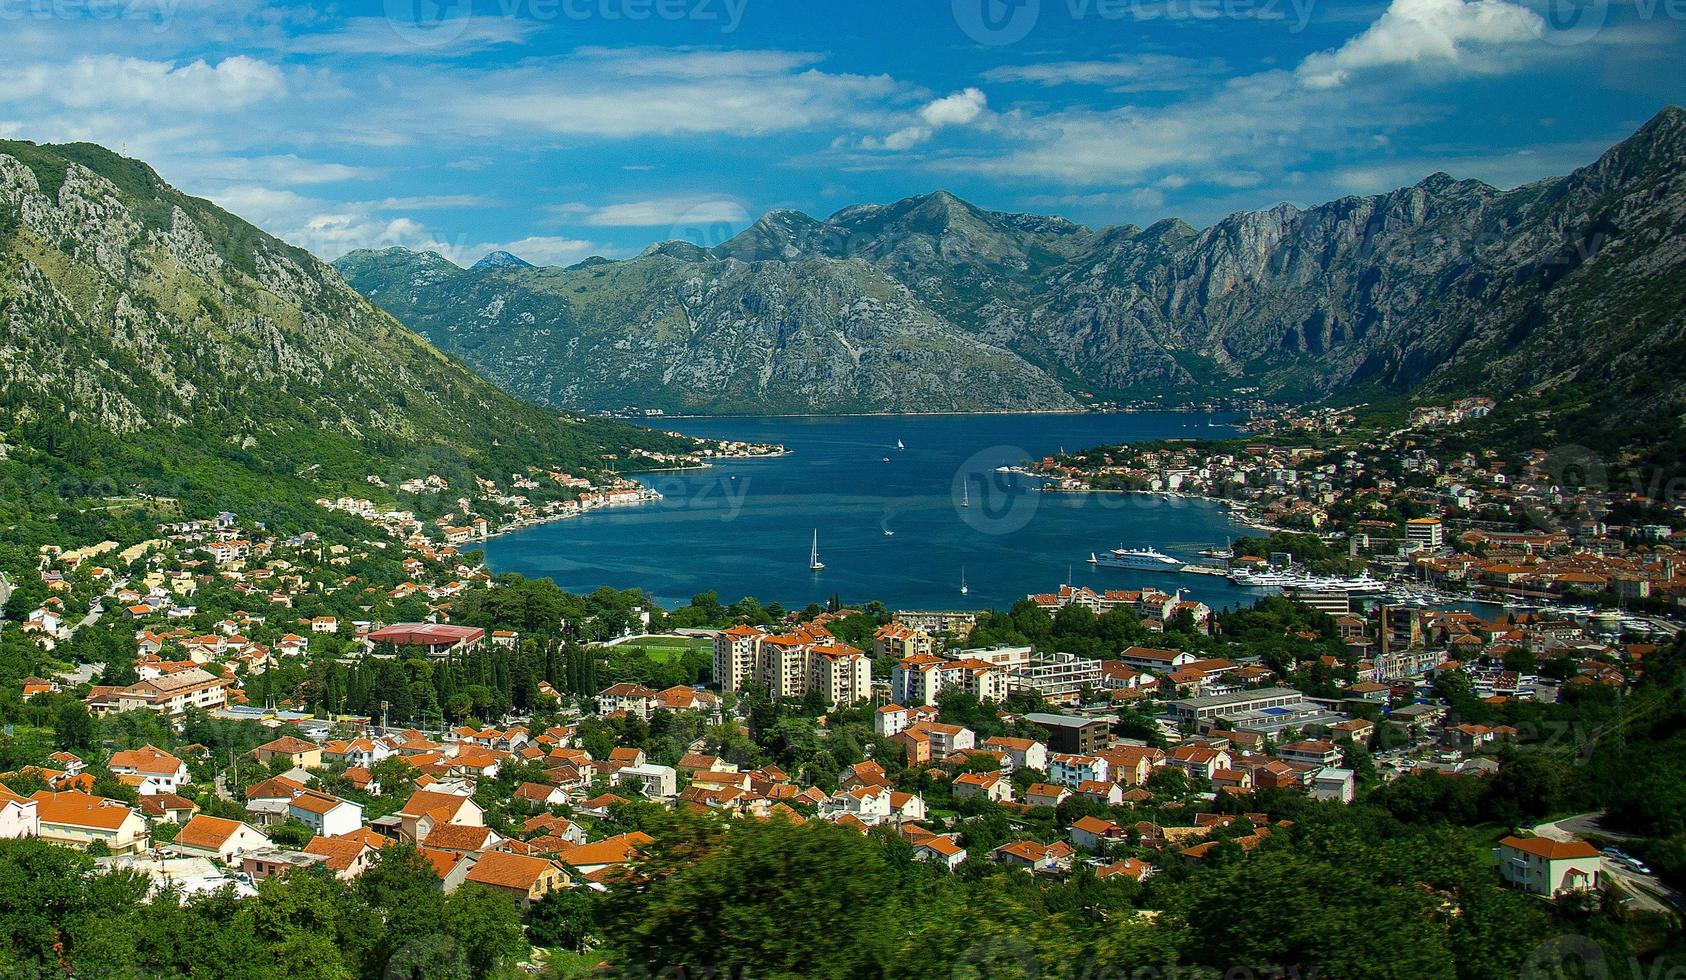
[[4, 0, 1683, 265]]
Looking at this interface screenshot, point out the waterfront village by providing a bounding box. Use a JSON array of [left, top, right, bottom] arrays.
[[1036, 396, 1686, 635], [1, 416, 1681, 964]]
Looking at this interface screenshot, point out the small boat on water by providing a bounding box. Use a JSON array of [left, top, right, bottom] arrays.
[[960, 567, 969, 596], [961, 483, 970, 508], [809, 530, 825, 571], [897, 439, 905, 450]]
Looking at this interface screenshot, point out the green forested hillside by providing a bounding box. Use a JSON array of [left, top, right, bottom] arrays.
[[0, 140, 692, 553]]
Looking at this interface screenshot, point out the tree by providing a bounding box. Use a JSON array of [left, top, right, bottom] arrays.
[[356, 757, 406, 798], [528, 889, 597, 952], [356, 845, 450, 971], [602, 818, 896, 978], [442, 884, 527, 978], [1180, 848, 1457, 979], [53, 701, 96, 753]]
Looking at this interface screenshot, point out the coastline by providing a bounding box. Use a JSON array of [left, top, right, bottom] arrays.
[[486, 449, 792, 541], [630, 449, 792, 474], [1035, 483, 1294, 535], [653, 408, 1095, 421]]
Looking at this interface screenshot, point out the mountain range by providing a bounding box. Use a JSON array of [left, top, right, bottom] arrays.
[[0, 140, 692, 545], [337, 107, 1686, 427]]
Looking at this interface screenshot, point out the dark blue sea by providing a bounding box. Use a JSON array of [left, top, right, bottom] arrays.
[[485, 413, 1276, 613]]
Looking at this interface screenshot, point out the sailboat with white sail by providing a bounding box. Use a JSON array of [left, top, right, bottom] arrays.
[[809, 530, 825, 571]]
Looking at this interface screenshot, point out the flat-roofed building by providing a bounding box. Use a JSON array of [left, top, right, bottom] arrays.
[[1023, 713, 1109, 754], [1167, 688, 1306, 726], [1010, 653, 1101, 705], [1117, 646, 1198, 674], [1165, 688, 1353, 736]]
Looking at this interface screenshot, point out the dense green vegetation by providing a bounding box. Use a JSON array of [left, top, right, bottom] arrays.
[[0, 840, 526, 979], [0, 138, 695, 574], [4, 559, 1686, 978]]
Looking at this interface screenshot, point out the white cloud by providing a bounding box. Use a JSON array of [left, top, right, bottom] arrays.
[[919, 88, 987, 127], [169, 153, 375, 187], [569, 47, 826, 78], [552, 196, 750, 227], [13, 56, 285, 111], [394, 51, 899, 139], [861, 88, 988, 151], [1325, 138, 1617, 193], [287, 16, 540, 57], [929, 0, 1564, 195], [367, 194, 494, 211], [984, 54, 1228, 92], [196, 184, 594, 266], [1297, 0, 1543, 89]]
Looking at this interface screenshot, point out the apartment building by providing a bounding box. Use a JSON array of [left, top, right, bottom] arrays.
[[873, 622, 934, 661], [891, 653, 1009, 706], [87, 668, 232, 719], [712, 623, 872, 708], [1009, 652, 1102, 705]]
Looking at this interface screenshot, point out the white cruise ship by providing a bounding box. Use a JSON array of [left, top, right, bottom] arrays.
[[1088, 546, 1183, 570]]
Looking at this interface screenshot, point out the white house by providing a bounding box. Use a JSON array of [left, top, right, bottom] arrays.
[[618, 763, 678, 800], [911, 834, 968, 870], [1069, 816, 1128, 852], [173, 815, 271, 864], [1498, 837, 1603, 897], [823, 785, 894, 826], [0, 786, 39, 839], [106, 745, 189, 795], [1311, 767, 1356, 804], [981, 736, 1047, 773], [287, 790, 363, 838], [875, 704, 910, 737]]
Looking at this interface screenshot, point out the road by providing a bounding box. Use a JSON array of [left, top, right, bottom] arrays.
[[1534, 812, 1681, 915]]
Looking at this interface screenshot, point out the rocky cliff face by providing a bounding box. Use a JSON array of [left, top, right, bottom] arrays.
[[337, 107, 1686, 422], [0, 140, 689, 520], [336, 243, 1080, 415]]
